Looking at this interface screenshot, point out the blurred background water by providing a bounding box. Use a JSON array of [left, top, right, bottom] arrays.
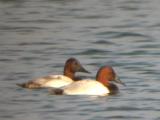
[[0, 0, 160, 120]]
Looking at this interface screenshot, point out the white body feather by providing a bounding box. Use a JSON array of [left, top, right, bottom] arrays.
[[62, 79, 110, 96], [32, 75, 73, 88]]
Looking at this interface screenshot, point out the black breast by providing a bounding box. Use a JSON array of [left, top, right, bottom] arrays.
[[107, 83, 119, 95], [74, 75, 90, 81]]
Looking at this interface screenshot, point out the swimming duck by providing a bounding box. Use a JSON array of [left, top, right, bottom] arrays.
[[16, 58, 89, 89], [50, 65, 125, 96]]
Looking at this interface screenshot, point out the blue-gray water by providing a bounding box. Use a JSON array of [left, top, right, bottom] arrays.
[[0, 0, 160, 120]]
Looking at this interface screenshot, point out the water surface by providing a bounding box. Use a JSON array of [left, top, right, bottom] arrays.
[[0, 0, 160, 120]]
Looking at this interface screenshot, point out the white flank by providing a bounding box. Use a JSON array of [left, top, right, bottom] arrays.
[[62, 80, 110, 96], [32, 75, 73, 88]]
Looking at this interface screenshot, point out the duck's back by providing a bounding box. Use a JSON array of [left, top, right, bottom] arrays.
[[17, 75, 73, 89], [62, 80, 110, 96], [41, 75, 73, 88]]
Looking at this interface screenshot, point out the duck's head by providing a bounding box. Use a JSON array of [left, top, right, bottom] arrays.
[[64, 57, 90, 75], [96, 65, 125, 86]]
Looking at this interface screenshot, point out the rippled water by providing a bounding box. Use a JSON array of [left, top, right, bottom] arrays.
[[0, 0, 160, 120]]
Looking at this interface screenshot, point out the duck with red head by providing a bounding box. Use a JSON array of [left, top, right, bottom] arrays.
[[50, 65, 125, 96], [16, 57, 89, 89], [64, 58, 90, 80], [96, 65, 125, 95]]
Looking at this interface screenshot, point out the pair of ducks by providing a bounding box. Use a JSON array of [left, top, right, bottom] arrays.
[[17, 58, 125, 96]]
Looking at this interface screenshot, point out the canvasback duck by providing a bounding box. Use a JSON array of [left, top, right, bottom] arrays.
[[50, 65, 125, 96], [16, 58, 89, 89]]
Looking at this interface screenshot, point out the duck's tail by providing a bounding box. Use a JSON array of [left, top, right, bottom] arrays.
[[49, 88, 64, 95], [16, 82, 41, 89], [16, 83, 27, 88]]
